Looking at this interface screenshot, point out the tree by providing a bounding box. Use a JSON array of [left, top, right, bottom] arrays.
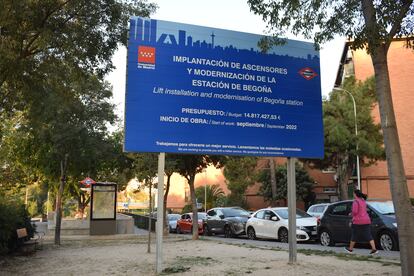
[[162, 158, 178, 235], [95, 130, 135, 191], [131, 152, 158, 253], [223, 156, 258, 208], [0, 0, 156, 115], [173, 154, 225, 240], [195, 184, 225, 210], [258, 162, 315, 207], [131, 152, 178, 236], [1, 0, 157, 245], [247, 1, 414, 273], [316, 77, 384, 200], [2, 64, 122, 245]]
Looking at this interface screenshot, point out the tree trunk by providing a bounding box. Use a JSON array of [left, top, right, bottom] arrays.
[[147, 182, 152, 253], [163, 174, 172, 236], [337, 153, 351, 200], [269, 158, 277, 201], [54, 154, 68, 246], [188, 173, 199, 240], [371, 46, 414, 275]]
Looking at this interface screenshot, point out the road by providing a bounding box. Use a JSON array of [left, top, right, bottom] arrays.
[[137, 226, 400, 261], [190, 234, 401, 261]]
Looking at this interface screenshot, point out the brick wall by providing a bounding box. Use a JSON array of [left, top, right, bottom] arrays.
[[352, 40, 414, 199]]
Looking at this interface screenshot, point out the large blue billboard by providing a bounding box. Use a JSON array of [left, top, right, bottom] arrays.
[[124, 17, 324, 158]]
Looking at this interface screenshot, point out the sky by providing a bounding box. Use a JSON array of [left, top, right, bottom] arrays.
[[107, 0, 346, 118]]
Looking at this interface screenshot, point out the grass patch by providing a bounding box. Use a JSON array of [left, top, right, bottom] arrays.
[[297, 249, 400, 266], [174, 256, 217, 266], [161, 265, 190, 274]]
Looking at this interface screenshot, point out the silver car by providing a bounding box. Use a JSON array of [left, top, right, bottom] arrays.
[[167, 214, 181, 233]]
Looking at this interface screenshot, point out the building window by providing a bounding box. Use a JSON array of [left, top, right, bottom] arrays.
[[321, 167, 336, 173], [323, 187, 337, 193]]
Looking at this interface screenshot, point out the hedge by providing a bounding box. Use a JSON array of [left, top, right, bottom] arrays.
[[0, 195, 34, 254]]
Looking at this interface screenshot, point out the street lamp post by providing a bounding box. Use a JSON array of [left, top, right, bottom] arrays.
[[204, 170, 207, 212], [334, 87, 361, 190]]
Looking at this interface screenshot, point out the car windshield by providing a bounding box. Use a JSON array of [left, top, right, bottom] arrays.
[[188, 213, 207, 219], [274, 209, 312, 219], [168, 214, 181, 221], [197, 213, 207, 219], [368, 201, 395, 215], [222, 208, 250, 217]]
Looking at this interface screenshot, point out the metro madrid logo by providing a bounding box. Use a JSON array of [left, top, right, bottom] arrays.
[[298, 67, 318, 80], [138, 46, 156, 69]]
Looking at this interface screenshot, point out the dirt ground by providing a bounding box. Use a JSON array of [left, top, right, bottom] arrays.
[[0, 235, 401, 275]]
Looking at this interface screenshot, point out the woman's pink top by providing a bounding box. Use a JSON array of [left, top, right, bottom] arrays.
[[352, 198, 371, 225]]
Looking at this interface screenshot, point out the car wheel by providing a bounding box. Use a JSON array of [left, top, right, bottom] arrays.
[[247, 227, 256, 240], [203, 224, 212, 236], [278, 228, 288, 243], [378, 231, 398, 251], [224, 225, 233, 238], [319, 229, 334, 246], [169, 226, 172, 233], [176, 226, 181, 234]]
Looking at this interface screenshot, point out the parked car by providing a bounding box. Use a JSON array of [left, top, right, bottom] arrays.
[[318, 200, 399, 251], [176, 212, 206, 234], [307, 203, 330, 219], [167, 214, 181, 233], [246, 207, 318, 242], [204, 207, 250, 237]]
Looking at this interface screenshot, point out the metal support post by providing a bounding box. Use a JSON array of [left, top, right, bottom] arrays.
[[156, 152, 165, 274], [287, 157, 297, 263]]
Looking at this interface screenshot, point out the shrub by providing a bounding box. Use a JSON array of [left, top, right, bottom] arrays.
[[181, 204, 193, 214], [410, 198, 414, 206], [0, 195, 34, 254]]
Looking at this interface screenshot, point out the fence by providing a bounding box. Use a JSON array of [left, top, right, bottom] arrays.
[[123, 212, 157, 232]]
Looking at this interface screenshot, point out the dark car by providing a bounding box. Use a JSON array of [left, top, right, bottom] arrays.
[[204, 207, 250, 238], [318, 200, 399, 251]]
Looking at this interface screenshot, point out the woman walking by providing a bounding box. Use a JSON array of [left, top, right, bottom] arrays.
[[345, 189, 378, 255]]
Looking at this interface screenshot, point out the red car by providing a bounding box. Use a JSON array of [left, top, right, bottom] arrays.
[[176, 212, 207, 234]]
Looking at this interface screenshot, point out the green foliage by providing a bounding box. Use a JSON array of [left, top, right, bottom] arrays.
[[181, 204, 193, 214], [223, 156, 258, 207], [323, 77, 384, 167], [132, 153, 159, 186], [0, 0, 156, 211], [96, 130, 135, 191], [225, 193, 249, 209], [25, 181, 49, 217], [195, 184, 225, 210], [0, 65, 127, 216], [309, 77, 384, 199], [161, 265, 191, 274], [27, 201, 38, 217], [258, 163, 315, 203], [247, 0, 414, 50], [0, 195, 34, 254], [214, 194, 228, 207], [410, 198, 414, 206], [0, 0, 157, 113]]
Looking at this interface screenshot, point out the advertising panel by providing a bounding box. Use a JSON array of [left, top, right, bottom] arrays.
[[125, 17, 323, 158], [91, 184, 116, 220]]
